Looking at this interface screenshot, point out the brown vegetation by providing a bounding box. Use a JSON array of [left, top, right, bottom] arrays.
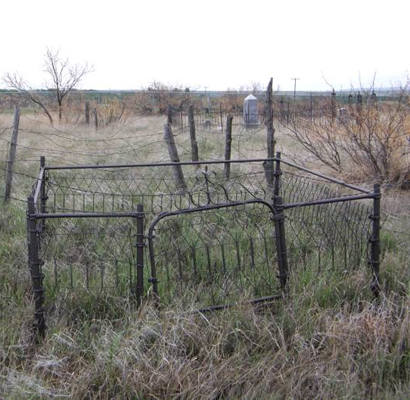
[[286, 90, 410, 186]]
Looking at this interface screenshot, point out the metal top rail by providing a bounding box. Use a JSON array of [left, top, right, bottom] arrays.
[[44, 157, 372, 195]]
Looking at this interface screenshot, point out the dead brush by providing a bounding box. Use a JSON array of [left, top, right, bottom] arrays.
[[286, 89, 410, 186], [94, 98, 128, 127]]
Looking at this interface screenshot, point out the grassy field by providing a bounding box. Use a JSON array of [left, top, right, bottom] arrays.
[[0, 111, 409, 399]]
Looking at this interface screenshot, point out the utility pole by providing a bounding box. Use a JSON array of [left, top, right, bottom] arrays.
[[291, 78, 300, 102], [291, 78, 300, 119]]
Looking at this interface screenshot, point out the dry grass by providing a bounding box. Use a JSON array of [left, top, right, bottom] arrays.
[[0, 110, 409, 399], [1, 261, 408, 399]]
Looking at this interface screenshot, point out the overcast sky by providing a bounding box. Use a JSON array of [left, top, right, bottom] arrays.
[[1, 0, 408, 91]]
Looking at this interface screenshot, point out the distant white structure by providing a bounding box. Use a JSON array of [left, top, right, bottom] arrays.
[[243, 94, 259, 128]]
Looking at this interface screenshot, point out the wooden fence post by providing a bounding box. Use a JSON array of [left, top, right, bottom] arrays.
[[4, 106, 20, 203], [331, 89, 337, 123], [224, 115, 233, 179], [188, 105, 199, 167], [164, 123, 186, 191], [264, 79, 275, 190], [273, 152, 282, 202], [219, 103, 223, 132], [93, 108, 98, 130], [180, 110, 183, 132], [167, 105, 173, 125], [85, 101, 90, 125]]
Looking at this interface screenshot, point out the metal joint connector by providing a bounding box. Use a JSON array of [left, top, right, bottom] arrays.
[[272, 214, 283, 222]]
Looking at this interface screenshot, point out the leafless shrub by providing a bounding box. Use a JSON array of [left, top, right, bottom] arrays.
[[94, 98, 128, 126], [286, 86, 410, 185]]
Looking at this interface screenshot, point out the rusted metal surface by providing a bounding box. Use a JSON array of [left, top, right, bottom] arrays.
[[26, 156, 379, 335]]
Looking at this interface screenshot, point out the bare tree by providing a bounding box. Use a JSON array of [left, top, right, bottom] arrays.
[[44, 49, 92, 121], [3, 73, 54, 124], [3, 49, 92, 124]]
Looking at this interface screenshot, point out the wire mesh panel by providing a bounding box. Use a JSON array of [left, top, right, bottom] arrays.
[[39, 217, 138, 299], [45, 162, 269, 216], [284, 199, 373, 273], [148, 203, 279, 308], [25, 158, 380, 337], [280, 169, 366, 204]]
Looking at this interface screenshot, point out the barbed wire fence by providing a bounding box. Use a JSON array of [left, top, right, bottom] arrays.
[[0, 92, 389, 340], [0, 106, 271, 205]]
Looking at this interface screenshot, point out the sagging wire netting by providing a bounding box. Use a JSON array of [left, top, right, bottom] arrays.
[[31, 159, 375, 313], [285, 201, 372, 272], [44, 161, 365, 216], [44, 163, 268, 215], [149, 203, 279, 307]]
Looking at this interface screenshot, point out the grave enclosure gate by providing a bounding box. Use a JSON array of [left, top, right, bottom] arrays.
[[27, 157, 381, 337]]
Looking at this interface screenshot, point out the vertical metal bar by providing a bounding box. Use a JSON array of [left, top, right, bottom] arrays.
[[250, 237, 255, 269], [191, 246, 198, 279], [135, 204, 144, 305], [370, 184, 381, 296], [272, 153, 289, 292], [220, 243, 226, 275], [274, 196, 289, 293], [235, 240, 241, 271], [148, 235, 159, 301], [27, 196, 46, 339], [206, 245, 212, 279], [100, 264, 104, 291]]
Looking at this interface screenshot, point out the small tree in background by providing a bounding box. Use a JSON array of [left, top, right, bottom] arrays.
[[3, 48, 92, 124], [44, 48, 92, 121]]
